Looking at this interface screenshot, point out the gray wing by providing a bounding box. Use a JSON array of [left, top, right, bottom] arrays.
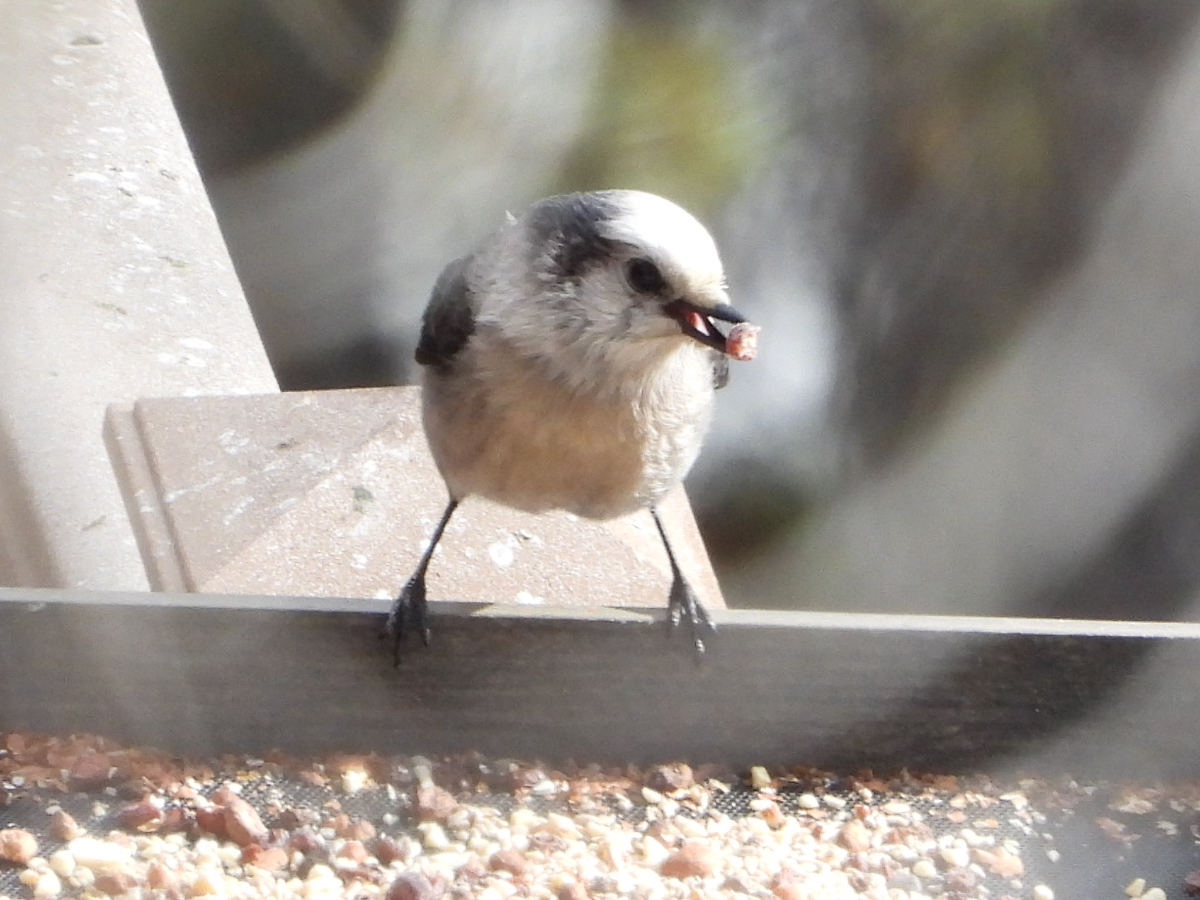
[[712, 351, 730, 390], [414, 255, 479, 367]]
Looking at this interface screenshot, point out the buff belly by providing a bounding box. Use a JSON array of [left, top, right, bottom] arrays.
[[421, 354, 713, 520]]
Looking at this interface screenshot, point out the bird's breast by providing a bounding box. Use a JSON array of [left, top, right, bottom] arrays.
[[421, 340, 715, 520]]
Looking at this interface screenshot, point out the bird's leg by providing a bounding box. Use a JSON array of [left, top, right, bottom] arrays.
[[387, 498, 459, 666], [651, 507, 715, 656]]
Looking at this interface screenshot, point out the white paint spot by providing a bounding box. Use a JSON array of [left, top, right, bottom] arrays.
[[223, 495, 255, 525], [488, 540, 515, 568], [163, 473, 224, 503], [71, 171, 109, 184], [514, 591, 545, 605], [178, 337, 214, 351], [350, 553, 369, 570], [217, 430, 250, 454]]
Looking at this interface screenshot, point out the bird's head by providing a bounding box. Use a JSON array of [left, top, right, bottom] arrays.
[[596, 190, 747, 354], [501, 191, 748, 374]]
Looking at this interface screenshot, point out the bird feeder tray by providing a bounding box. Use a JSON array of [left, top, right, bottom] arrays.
[[3, 588, 1200, 896]]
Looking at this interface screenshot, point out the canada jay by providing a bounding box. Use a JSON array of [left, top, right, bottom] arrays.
[[387, 189, 759, 662]]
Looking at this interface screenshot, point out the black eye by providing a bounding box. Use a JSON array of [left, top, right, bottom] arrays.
[[625, 257, 667, 294]]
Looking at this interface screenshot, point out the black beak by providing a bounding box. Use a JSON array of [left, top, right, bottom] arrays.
[[664, 300, 746, 353]]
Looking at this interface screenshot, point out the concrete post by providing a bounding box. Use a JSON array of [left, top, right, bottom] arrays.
[[0, 0, 277, 589]]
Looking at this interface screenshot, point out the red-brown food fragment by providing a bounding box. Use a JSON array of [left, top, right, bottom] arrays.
[[1185, 870, 1200, 896], [338, 840, 370, 864], [213, 786, 269, 846], [1095, 816, 1139, 845], [0, 827, 37, 864], [499, 763, 547, 792], [661, 841, 716, 879], [146, 860, 180, 890], [756, 798, 787, 828], [974, 846, 1025, 878], [116, 798, 165, 832], [645, 763, 694, 794], [68, 750, 114, 790], [489, 848, 529, 876], [415, 783, 459, 821], [95, 872, 139, 895], [725, 322, 760, 361], [373, 836, 407, 866], [769, 867, 806, 900], [838, 819, 872, 852], [159, 805, 194, 833], [347, 818, 377, 841], [49, 809, 83, 841], [270, 807, 314, 831], [243, 843, 291, 872], [455, 857, 488, 882], [195, 803, 229, 840], [386, 870, 444, 900], [288, 827, 326, 857], [556, 882, 589, 900]]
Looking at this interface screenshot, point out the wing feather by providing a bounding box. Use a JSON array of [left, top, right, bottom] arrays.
[[414, 255, 478, 368]]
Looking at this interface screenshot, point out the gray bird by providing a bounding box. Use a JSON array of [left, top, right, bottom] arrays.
[[387, 189, 757, 662]]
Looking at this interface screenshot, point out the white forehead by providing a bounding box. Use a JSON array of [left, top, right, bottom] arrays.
[[599, 191, 724, 279]]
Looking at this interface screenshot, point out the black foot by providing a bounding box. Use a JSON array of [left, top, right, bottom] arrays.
[[666, 574, 715, 658], [386, 573, 430, 667]]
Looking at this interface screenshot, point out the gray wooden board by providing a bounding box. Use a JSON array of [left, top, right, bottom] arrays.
[[1, 587, 1200, 780]]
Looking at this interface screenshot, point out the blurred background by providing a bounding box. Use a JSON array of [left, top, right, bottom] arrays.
[[137, 0, 1200, 620]]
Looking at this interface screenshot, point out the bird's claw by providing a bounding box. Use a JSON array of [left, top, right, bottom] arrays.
[[386, 575, 430, 667], [666, 576, 715, 658]]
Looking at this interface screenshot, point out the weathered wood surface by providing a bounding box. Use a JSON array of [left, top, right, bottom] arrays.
[[2, 587, 1199, 780]]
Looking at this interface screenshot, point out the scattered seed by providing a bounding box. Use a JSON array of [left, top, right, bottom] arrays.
[[645, 763, 694, 794], [0, 828, 37, 864], [213, 785, 269, 846], [661, 841, 716, 879]]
